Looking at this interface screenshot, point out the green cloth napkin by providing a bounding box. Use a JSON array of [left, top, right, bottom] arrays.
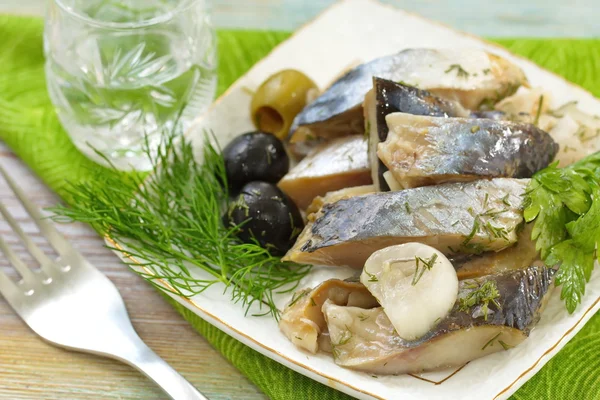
[[1, 14, 599, 400]]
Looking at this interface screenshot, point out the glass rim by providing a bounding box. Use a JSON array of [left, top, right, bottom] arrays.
[[52, 0, 204, 29]]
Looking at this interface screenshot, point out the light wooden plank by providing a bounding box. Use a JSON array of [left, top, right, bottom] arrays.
[[0, 142, 266, 399]]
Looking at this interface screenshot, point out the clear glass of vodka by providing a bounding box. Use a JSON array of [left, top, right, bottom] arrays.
[[44, 0, 217, 170]]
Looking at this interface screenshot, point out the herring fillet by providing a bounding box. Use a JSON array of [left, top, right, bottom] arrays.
[[451, 223, 540, 280], [379, 113, 558, 189], [278, 135, 371, 209], [288, 48, 528, 155], [283, 178, 528, 268], [365, 78, 470, 191], [323, 265, 555, 375], [278, 279, 378, 354]]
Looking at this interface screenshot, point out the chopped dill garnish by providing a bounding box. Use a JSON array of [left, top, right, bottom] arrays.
[[482, 332, 502, 350], [482, 68, 491, 75], [483, 193, 489, 208], [499, 340, 513, 350], [445, 64, 470, 78], [310, 298, 317, 307], [481, 207, 509, 217], [405, 202, 411, 213], [358, 313, 370, 321], [578, 127, 600, 143], [484, 221, 509, 241], [501, 194, 511, 207], [411, 253, 438, 286], [50, 132, 311, 320], [338, 330, 352, 345], [331, 328, 353, 357], [459, 280, 501, 320], [365, 271, 379, 282], [471, 125, 480, 134], [295, 336, 303, 340], [534, 95, 544, 126], [461, 216, 481, 249]]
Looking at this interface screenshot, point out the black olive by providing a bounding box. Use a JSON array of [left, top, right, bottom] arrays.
[[223, 181, 304, 255], [222, 131, 289, 193]]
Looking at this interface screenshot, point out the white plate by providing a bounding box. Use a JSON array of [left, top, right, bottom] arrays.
[[111, 0, 600, 399]]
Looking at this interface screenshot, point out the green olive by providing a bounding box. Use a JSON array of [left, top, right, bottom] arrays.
[[250, 69, 318, 141]]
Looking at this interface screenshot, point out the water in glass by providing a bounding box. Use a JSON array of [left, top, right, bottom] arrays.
[[44, 0, 217, 170]]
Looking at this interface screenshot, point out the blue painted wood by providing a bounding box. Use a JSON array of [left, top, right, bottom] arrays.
[[3, 0, 600, 37], [209, 0, 600, 37]]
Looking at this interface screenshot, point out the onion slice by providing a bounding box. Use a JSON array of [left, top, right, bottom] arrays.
[[360, 243, 459, 341]]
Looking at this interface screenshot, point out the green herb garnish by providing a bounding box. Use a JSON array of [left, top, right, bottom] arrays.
[[523, 153, 600, 313], [482, 332, 502, 350], [445, 64, 470, 78], [459, 280, 501, 320], [534, 95, 544, 126], [411, 253, 438, 286], [50, 133, 311, 319], [365, 271, 379, 282], [498, 340, 513, 350]]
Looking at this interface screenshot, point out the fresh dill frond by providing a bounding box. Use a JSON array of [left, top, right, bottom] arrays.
[[50, 132, 311, 319]]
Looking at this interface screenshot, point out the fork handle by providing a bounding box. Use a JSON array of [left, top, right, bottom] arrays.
[[120, 341, 208, 400]]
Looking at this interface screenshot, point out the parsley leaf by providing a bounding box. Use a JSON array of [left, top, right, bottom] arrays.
[[524, 154, 600, 313], [547, 240, 594, 313]]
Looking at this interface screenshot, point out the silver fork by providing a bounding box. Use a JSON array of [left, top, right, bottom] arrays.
[[0, 165, 208, 400]]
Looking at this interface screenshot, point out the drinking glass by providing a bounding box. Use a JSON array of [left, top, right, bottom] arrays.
[[44, 0, 217, 170]]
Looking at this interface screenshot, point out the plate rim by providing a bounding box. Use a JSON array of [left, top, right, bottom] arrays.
[[109, 0, 600, 398], [109, 235, 600, 400]]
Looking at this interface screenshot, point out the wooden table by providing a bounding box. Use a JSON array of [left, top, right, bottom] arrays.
[[0, 1, 598, 399]]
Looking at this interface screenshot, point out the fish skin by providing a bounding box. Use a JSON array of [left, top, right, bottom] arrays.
[[324, 265, 555, 374], [379, 113, 558, 189], [289, 49, 527, 156], [367, 78, 470, 191], [283, 178, 528, 268]]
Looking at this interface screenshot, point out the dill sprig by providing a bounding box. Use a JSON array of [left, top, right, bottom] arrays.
[[50, 133, 311, 319]]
